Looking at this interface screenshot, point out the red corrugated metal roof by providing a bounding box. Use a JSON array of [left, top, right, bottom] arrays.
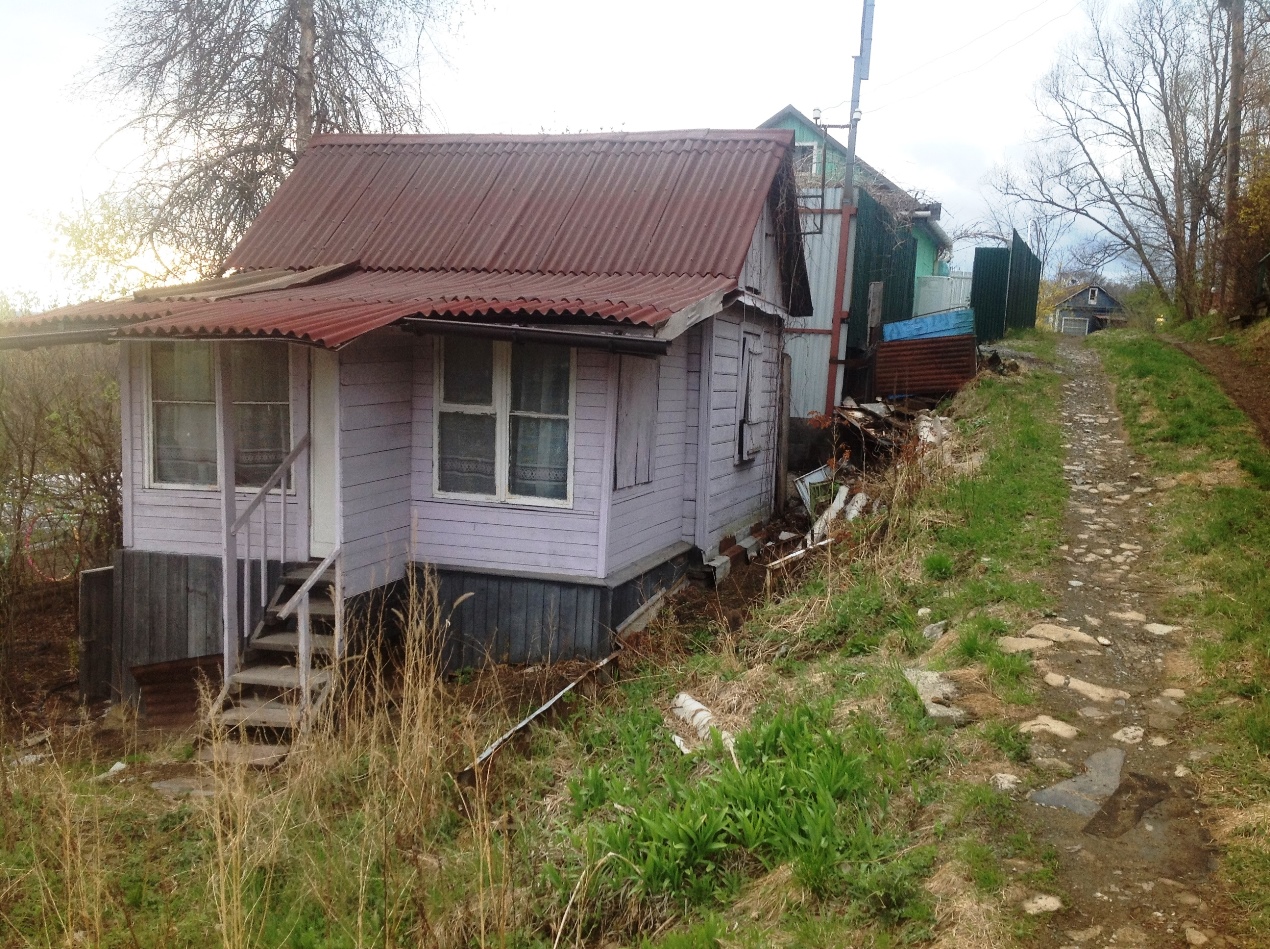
[[99, 270, 735, 348], [6, 130, 811, 349], [227, 131, 795, 277]]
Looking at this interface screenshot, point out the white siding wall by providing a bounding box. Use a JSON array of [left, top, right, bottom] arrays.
[[704, 307, 780, 545], [606, 333, 691, 575], [339, 329, 414, 597], [125, 341, 308, 560], [410, 335, 606, 577]]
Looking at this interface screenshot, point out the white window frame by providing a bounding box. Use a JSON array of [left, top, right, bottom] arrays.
[[1087, 287, 1098, 305], [143, 341, 294, 493], [432, 338, 576, 509]]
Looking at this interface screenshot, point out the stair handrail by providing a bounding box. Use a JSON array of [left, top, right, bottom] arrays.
[[277, 545, 341, 620], [277, 545, 340, 728], [230, 433, 311, 536]]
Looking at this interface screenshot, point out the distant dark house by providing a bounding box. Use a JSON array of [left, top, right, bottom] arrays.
[[1053, 284, 1125, 335]]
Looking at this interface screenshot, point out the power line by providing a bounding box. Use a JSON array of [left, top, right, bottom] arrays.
[[864, 2, 1083, 115], [820, 0, 1073, 118]]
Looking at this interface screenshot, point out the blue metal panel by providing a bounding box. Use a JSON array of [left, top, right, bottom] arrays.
[[882, 308, 975, 342]]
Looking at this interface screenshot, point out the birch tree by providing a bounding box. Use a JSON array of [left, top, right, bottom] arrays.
[[77, 0, 456, 283]]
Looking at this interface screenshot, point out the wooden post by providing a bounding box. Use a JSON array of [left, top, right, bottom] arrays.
[[776, 352, 791, 514], [216, 343, 238, 680], [298, 594, 311, 723]]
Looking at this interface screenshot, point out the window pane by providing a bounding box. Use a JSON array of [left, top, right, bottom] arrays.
[[509, 416, 568, 500], [151, 342, 214, 402], [231, 342, 290, 403], [443, 337, 494, 405], [438, 412, 496, 494], [511, 343, 569, 415], [154, 403, 218, 485], [235, 403, 290, 487]]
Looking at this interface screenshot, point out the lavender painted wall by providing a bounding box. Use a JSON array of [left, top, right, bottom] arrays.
[[339, 329, 414, 597], [702, 306, 780, 547], [605, 332, 692, 575], [410, 335, 607, 577], [124, 341, 309, 560]]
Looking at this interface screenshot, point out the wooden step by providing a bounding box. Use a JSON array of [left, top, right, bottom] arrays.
[[217, 703, 302, 729], [251, 631, 335, 655], [198, 742, 290, 767], [230, 666, 331, 689], [267, 597, 335, 620], [283, 565, 337, 585]]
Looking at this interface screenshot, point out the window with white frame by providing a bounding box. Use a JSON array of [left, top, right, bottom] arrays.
[[148, 341, 291, 488], [1088, 287, 1098, 305], [435, 337, 574, 503]]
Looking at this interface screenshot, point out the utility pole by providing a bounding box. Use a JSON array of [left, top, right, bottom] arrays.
[[1222, 0, 1245, 309], [828, 0, 876, 409]]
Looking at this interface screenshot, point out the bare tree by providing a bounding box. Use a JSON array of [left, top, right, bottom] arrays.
[[993, 0, 1233, 321], [73, 0, 458, 284], [954, 196, 1073, 276]]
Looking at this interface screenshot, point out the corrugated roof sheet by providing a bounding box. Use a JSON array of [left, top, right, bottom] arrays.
[[84, 270, 732, 348], [874, 334, 978, 398], [7, 130, 812, 348], [227, 131, 795, 277]]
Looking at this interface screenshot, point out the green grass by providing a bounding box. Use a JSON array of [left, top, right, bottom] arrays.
[[1090, 329, 1270, 936]]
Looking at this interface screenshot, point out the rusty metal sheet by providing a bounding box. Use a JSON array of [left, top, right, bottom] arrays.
[[227, 131, 793, 277], [874, 334, 978, 398], [131, 655, 222, 729]]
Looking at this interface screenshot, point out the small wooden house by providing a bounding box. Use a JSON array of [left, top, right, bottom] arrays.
[[6, 130, 811, 729], [1053, 284, 1125, 335]]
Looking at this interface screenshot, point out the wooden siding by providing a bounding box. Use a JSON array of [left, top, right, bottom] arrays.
[[411, 335, 606, 577], [340, 329, 414, 597], [703, 307, 779, 546], [739, 198, 785, 308], [111, 550, 225, 700], [433, 567, 609, 669], [124, 342, 308, 559], [79, 566, 115, 702], [607, 334, 692, 575], [680, 325, 702, 545]]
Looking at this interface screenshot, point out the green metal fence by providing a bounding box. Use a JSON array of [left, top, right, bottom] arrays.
[[970, 229, 1041, 343]]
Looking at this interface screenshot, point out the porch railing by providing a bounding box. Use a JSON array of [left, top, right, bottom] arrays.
[[277, 545, 341, 722], [229, 433, 312, 657]]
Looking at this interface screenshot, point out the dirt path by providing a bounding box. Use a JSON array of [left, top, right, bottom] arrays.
[[1016, 340, 1239, 947]]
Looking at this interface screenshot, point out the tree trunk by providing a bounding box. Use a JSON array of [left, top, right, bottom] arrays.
[[1222, 0, 1245, 308], [295, 0, 317, 156]]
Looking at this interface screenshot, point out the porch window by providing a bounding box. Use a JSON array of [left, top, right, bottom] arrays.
[[435, 338, 574, 504], [148, 341, 291, 488]]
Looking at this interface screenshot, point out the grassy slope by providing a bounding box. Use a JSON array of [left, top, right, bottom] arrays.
[[0, 363, 1069, 949], [1089, 331, 1270, 935]]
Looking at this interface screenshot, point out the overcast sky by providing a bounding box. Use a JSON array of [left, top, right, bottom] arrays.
[[0, 0, 1090, 305]]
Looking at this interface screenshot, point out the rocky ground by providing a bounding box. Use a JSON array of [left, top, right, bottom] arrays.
[[996, 341, 1239, 947]]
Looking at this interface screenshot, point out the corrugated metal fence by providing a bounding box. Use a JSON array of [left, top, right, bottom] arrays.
[[970, 230, 1042, 343], [847, 189, 916, 349]]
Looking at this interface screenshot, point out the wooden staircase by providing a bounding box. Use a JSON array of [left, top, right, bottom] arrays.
[[203, 560, 338, 766]]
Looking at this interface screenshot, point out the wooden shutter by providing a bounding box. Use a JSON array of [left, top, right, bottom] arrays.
[[742, 333, 763, 459], [615, 355, 659, 489]]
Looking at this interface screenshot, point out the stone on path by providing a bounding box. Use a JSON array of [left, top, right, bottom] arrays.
[[1044, 672, 1131, 703], [903, 669, 966, 724], [1096, 636, 1112, 646], [1025, 623, 1101, 646], [921, 621, 948, 641], [1020, 715, 1080, 740], [1109, 610, 1147, 623], [1145, 623, 1180, 636], [1185, 928, 1209, 946], [1022, 894, 1063, 915], [1162, 688, 1186, 700], [1029, 748, 1126, 816], [998, 636, 1054, 654], [991, 773, 1022, 792], [1111, 725, 1145, 744], [1078, 706, 1114, 720]]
